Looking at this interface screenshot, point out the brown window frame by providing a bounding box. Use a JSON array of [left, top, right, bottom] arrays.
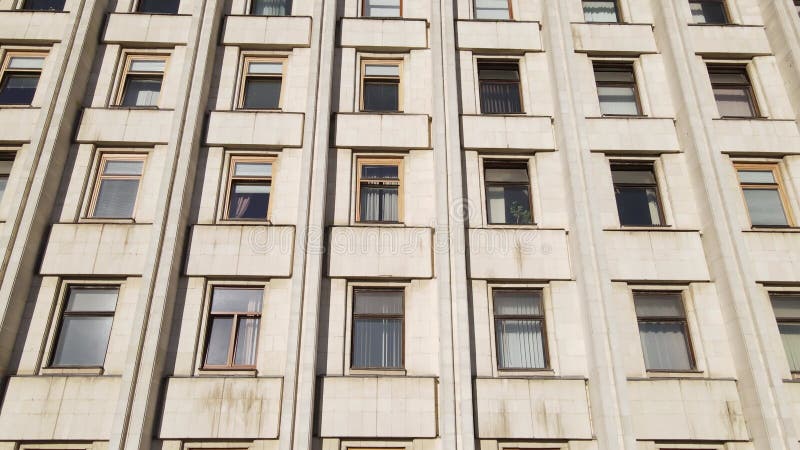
[[634, 291, 697, 373], [115, 54, 167, 108], [689, 0, 730, 24], [483, 159, 534, 225], [734, 162, 794, 228], [87, 153, 146, 219], [771, 292, 800, 373], [610, 161, 667, 227], [49, 285, 119, 369], [582, 0, 622, 23], [477, 60, 524, 115], [593, 62, 642, 117], [492, 288, 549, 371], [350, 287, 405, 370], [0, 150, 15, 200], [201, 286, 264, 370], [473, 0, 513, 20], [237, 56, 285, 110], [355, 157, 404, 224], [359, 59, 403, 112], [361, 0, 402, 17], [707, 64, 760, 118], [0, 51, 47, 106], [222, 155, 275, 222]]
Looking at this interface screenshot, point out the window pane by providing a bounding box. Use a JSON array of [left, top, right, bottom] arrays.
[[713, 86, 755, 117], [0, 74, 39, 105], [363, 81, 399, 111], [611, 168, 657, 184], [104, 160, 144, 176], [743, 188, 789, 226], [234, 161, 272, 177], [205, 317, 233, 366], [364, 0, 400, 17], [354, 290, 403, 315], [772, 295, 800, 319], [22, 0, 65, 10], [594, 69, 635, 83], [93, 179, 140, 218], [364, 64, 399, 77], [8, 56, 45, 70], [352, 318, 402, 368], [0, 176, 7, 201], [598, 85, 639, 115], [738, 170, 776, 184], [121, 77, 162, 107], [691, 1, 727, 24], [361, 164, 399, 179], [709, 72, 749, 85], [485, 167, 528, 183], [251, 0, 292, 15], [233, 317, 260, 366], [249, 61, 282, 75], [583, 0, 618, 22], [212, 288, 263, 313], [639, 321, 692, 370], [243, 78, 281, 109], [614, 186, 662, 226], [478, 67, 520, 81], [493, 290, 542, 316], [129, 60, 166, 72], [228, 181, 270, 219], [480, 81, 522, 114], [52, 316, 113, 366], [486, 185, 532, 224], [778, 323, 800, 372], [475, 0, 510, 20], [359, 185, 399, 222], [495, 319, 545, 369], [634, 293, 684, 317], [137, 0, 180, 13], [66, 288, 118, 313]]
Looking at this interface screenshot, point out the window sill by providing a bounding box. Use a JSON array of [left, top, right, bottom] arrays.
[[196, 368, 258, 377], [643, 369, 705, 379], [235, 107, 283, 112], [79, 217, 137, 224], [109, 105, 162, 110], [0, 104, 36, 109], [497, 368, 554, 377], [41, 366, 104, 376], [216, 219, 272, 225], [350, 221, 406, 227], [16, 9, 70, 13], [715, 115, 769, 120], [358, 110, 406, 114], [596, 114, 649, 119], [348, 368, 407, 376], [744, 226, 800, 233]]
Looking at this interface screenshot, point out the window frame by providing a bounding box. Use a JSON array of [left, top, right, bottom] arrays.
[[689, 0, 730, 25], [86, 153, 147, 220], [354, 156, 404, 224], [359, 59, 403, 113], [221, 155, 275, 222], [707, 64, 760, 119], [610, 160, 667, 227], [349, 287, 406, 371], [134, 0, 180, 14], [473, 0, 513, 20], [361, 0, 402, 17], [20, 0, 66, 11], [592, 62, 643, 117], [0, 51, 47, 106], [115, 53, 168, 108], [734, 162, 794, 228], [582, 0, 622, 23], [490, 288, 549, 371], [482, 159, 535, 226], [236, 55, 285, 111], [200, 285, 265, 371], [770, 291, 800, 374], [247, 0, 293, 15], [0, 150, 16, 202], [634, 290, 697, 373], [476, 59, 524, 115]]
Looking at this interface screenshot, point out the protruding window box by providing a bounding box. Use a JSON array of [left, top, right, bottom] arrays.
[[184, 225, 295, 277], [0, 10, 69, 43], [461, 115, 554, 151], [585, 117, 679, 153], [205, 110, 304, 148], [744, 230, 800, 283], [76, 108, 174, 145], [571, 23, 656, 55], [327, 226, 433, 279], [712, 118, 800, 154], [604, 229, 710, 282], [334, 113, 430, 149], [340, 17, 427, 51], [0, 107, 40, 142], [103, 13, 192, 46], [467, 228, 570, 280], [688, 24, 770, 57], [221, 15, 312, 49], [456, 20, 541, 53]]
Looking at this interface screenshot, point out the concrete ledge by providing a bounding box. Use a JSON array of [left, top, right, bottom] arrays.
[[473, 378, 592, 439], [461, 115, 554, 151], [40, 223, 151, 276], [467, 228, 571, 280], [205, 111, 304, 147], [103, 13, 192, 45], [0, 11, 69, 43], [184, 225, 294, 277], [317, 376, 437, 438], [604, 230, 710, 282], [586, 117, 679, 153], [456, 20, 541, 52], [0, 108, 40, 142], [158, 377, 282, 439], [0, 376, 120, 440], [628, 378, 748, 441], [713, 119, 800, 155], [334, 113, 430, 149], [744, 231, 800, 283], [328, 226, 433, 279], [222, 15, 312, 48], [76, 108, 174, 144], [688, 25, 770, 57], [572, 23, 656, 55], [340, 17, 427, 50]]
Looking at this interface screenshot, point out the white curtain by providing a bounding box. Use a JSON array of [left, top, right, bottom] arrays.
[[495, 320, 544, 369], [234, 317, 260, 366], [352, 318, 402, 368], [638, 322, 692, 370], [252, 0, 291, 15], [598, 85, 638, 115], [360, 186, 398, 222], [779, 323, 800, 372], [583, 0, 617, 22]]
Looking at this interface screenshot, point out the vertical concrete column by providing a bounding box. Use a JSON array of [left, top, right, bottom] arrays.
[[651, 1, 799, 449], [758, 0, 800, 124], [0, 0, 106, 385], [106, 0, 224, 448], [539, 1, 638, 449]]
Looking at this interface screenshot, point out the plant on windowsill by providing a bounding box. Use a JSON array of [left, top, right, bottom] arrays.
[[510, 201, 532, 225]]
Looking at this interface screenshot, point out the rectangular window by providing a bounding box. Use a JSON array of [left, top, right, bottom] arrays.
[[583, 0, 619, 23], [484, 160, 533, 225], [356, 158, 402, 223], [224, 157, 272, 220], [89, 154, 145, 219], [735, 163, 792, 227], [0, 54, 45, 106], [493, 289, 547, 370], [51, 286, 118, 367], [771, 293, 800, 372], [118, 56, 165, 107], [239, 58, 283, 110], [594, 63, 641, 116], [137, 0, 179, 13], [634, 292, 694, 371], [474, 0, 511, 20], [363, 0, 400, 17], [689, 0, 729, 24], [203, 287, 263, 369], [611, 163, 664, 226], [22, 0, 65, 10], [351, 289, 403, 369], [796, 0, 800, 16], [0, 153, 14, 201], [478, 61, 522, 114], [361, 61, 401, 112], [251, 0, 292, 15], [707, 66, 758, 118]]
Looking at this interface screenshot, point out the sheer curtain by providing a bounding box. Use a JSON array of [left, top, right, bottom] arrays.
[[494, 291, 545, 369], [352, 290, 403, 368], [360, 186, 398, 222], [252, 0, 291, 15], [583, 0, 617, 22], [638, 322, 692, 370], [779, 323, 800, 372]]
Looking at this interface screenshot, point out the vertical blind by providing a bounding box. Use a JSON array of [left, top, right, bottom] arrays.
[[493, 290, 545, 369], [252, 0, 292, 15], [771, 294, 800, 372], [634, 293, 693, 371], [352, 290, 403, 369]]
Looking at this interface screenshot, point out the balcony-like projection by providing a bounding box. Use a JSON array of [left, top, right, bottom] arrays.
[[572, 23, 656, 55], [461, 115, 554, 151], [76, 108, 174, 145], [456, 20, 541, 52], [604, 230, 710, 282], [586, 117, 679, 153], [222, 15, 311, 48], [744, 232, 800, 283], [184, 225, 295, 277], [689, 25, 770, 57], [340, 17, 427, 51], [0, 108, 40, 142], [713, 119, 800, 154], [334, 113, 430, 149], [0, 11, 68, 43], [205, 111, 304, 148], [40, 224, 151, 276], [103, 13, 191, 45], [328, 226, 433, 279], [468, 229, 570, 280]]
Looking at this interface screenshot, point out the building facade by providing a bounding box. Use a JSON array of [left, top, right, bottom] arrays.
[[0, 0, 800, 449]]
